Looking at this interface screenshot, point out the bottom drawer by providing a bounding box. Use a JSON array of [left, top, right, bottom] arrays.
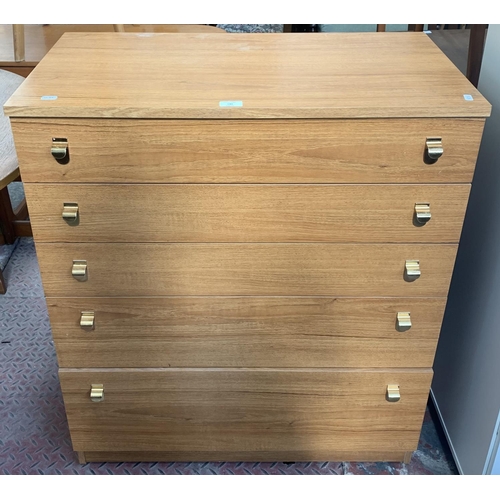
[[59, 368, 432, 460]]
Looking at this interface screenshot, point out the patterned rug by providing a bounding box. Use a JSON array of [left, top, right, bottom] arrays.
[[217, 25, 284, 33]]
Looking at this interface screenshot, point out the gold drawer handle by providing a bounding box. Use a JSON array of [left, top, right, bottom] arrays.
[[80, 311, 95, 331], [72, 260, 88, 282], [386, 384, 400, 403], [51, 137, 68, 161], [396, 312, 412, 332], [62, 203, 79, 225], [414, 203, 431, 225], [404, 260, 420, 281], [425, 137, 443, 163], [90, 384, 104, 402]]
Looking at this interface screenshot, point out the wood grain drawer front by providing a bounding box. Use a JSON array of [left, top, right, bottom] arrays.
[[48, 297, 446, 369], [59, 368, 432, 454], [25, 184, 470, 244], [12, 118, 483, 183], [36, 243, 458, 297]]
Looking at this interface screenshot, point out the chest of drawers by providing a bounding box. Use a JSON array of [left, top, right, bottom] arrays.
[[5, 32, 490, 464]]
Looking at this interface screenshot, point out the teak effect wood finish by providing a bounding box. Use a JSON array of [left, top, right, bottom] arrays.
[[35, 243, 459, 297], [6, 32, 491, 463], [47, 297, 447, 368], [25, 184, 471, 243], [3, 33, 490, 118], [59, 369, 433, 455], [11, 118, 484, 184]]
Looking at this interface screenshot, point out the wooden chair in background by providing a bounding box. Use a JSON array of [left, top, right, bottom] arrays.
[[466, 25, 488, 87], [0, 68, 31, 293]]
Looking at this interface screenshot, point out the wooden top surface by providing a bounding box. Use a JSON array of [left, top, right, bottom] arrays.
[[4, 32, 491, 119]]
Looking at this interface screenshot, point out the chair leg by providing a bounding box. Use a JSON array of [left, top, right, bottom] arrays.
[[12, 24, 25, 62], [0, 186, 16, 245], [0, 185, 32, 242], [467, 24, 488, 88], [0, 267, 6, 294], [0, 185, 30, 294], [14, 198, 29, 220]]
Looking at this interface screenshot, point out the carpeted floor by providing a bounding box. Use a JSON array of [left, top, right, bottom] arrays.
[[0, 238, 458, 475]]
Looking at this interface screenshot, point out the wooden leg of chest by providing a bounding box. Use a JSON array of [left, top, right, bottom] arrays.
[[76, 451, 86, 464], [404, 451, 413, 464]]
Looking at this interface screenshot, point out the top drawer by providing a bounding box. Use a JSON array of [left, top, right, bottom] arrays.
[[11, 118, 484, 184]]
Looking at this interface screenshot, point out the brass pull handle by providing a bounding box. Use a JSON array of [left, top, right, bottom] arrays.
[[62, 203, 79, 225], [90, 384, 104, 402], [51, 137, 68, 161], [425, 137, 443, 163], [72, 260, 88, 282], [396, 312, 412, 332], [80, 311, 95, 331], [386, 385, 400, 403], [414, 203, 431, 225], [404, 260, 420, 281]]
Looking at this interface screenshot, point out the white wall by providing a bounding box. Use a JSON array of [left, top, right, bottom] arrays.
[[432, 24, 500, 475]]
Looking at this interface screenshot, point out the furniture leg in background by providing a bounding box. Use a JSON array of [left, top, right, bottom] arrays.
[[0, 178, 31, 245], [0, 68, 31, 294], [12, 24, 24, 62], [288, 25, 320, 32], [0, 176, 32, 294], [467, 24, 488, 87]]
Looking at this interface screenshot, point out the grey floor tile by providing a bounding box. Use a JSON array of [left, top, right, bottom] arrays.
[[1, 239, 44, 299], [0, 239, 18, 271]]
